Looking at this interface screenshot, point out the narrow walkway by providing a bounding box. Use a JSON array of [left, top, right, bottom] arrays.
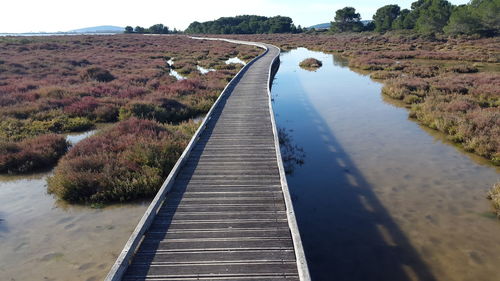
[[107, 39, 309, 281]]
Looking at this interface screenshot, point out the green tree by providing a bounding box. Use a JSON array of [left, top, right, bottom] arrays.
[[414, 0, 453, 34], [364, 21, 376, 31], [475, 0, 500, 36], [331, 7, 364, 32], [392, 9, 415, 29], [268, 16, 294, 33], [124, 26, 134, 33], [185, 15, 295, 34], [445, 0, 500, 36], [373, 5, 401, 32], [148, 24, 169, 34], [444, 5, 482, 35], [134, 26, 146, 33]]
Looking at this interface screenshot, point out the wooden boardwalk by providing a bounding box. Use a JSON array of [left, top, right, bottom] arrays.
[[106, 38, 310, 281]]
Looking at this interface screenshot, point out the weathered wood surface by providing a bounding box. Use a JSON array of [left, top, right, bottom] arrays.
[[108, 38, 310, 281]]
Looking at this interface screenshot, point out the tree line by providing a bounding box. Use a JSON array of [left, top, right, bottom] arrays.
[[185, 15, 304, 34], [331, 0, 499, 36], [124, 24, 180, 34]]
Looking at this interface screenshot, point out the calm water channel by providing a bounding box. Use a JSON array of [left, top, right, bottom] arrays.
[[272, 48, 500, 281]]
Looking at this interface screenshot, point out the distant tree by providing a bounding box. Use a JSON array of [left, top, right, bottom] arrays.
[[414, 0, 453, 34], [444, 5, 482, 35], [392, 9, 414, 29], [475, 0, 500, 36], [445, 0, 500, 36], [373, 5, 401, 32], [364, 21, 376, 31], [330, 7, 364, 32], [124, 26, 134, 33], [134, 26, 146, 33], [268, 16, 294, 33], [148, 24, 169, 34], [186, 21, 203, 33], [185, 15, 296, 34]]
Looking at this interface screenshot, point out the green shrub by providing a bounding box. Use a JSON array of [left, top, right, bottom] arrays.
[[119, 100, 194, 123], [0, 116, 94, 141], [81, 67, 115, 82]]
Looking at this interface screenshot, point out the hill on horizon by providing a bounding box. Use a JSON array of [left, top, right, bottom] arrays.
[[69, 25, 124, 33], [308, 20, 373, 30]]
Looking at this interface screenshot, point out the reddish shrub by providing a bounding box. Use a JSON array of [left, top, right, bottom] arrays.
[[47, 118, 194, 203], [0, 134, 69, 173]]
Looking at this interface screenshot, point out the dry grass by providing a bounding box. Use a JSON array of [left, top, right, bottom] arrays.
[[487, 182, 500, 218]]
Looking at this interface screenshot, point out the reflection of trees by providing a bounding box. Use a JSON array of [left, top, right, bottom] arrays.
[[278, 127, 305, 174], [332, 54, 349, 67]]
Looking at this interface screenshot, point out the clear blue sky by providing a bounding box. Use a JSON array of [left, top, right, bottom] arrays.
[[2, 0, 470, 33]]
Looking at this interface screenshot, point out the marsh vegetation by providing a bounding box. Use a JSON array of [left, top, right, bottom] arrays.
[[0, 35, 262, 202]]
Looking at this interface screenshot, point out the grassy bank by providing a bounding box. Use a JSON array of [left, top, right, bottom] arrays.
[[0, 35, 262, 174], [223, 33, 500, 165]]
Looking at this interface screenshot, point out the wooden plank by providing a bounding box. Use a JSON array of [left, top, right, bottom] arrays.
[[125, 262, 298, 277], [145, 229, 291, 240], [138, 239, 294, 252], [132, 249, 296, 264]]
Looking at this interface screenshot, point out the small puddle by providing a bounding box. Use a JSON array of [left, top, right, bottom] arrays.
[[167, 58, 186, 80], [225, 57, 246, 65], [196, 65, 215, 74], [65, 130, 97, 145]]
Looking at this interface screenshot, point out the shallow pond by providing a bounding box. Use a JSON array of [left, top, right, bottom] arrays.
[[272, 48, 500, 281], [0, 130, 149, 281]]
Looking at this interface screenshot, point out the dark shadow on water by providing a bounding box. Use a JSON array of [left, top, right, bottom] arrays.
[[273, 57, 437, 281]]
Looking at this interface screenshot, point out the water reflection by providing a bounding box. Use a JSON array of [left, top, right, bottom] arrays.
[[272, 48, 500, 281], [331, 54, 349, 68], [278, 127, 305, 174]]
